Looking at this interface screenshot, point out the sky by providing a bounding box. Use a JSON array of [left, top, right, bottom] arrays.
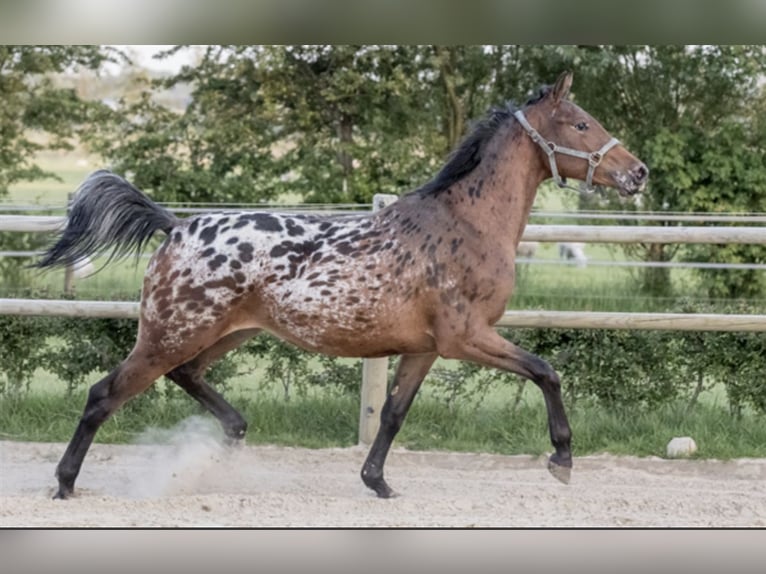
[[104, 45, 202, 75]]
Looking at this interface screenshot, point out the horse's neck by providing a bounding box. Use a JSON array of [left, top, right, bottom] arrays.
[[446, 123, 547, 251]]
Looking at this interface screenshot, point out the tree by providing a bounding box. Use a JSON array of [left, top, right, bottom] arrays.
[[86, 45, 437, 205], [82, 45, 547, 206], [0, 45, 114, 197], [522, 45, 766, 296], [84, 46, 285, 204], [0, 45, 115, 288]]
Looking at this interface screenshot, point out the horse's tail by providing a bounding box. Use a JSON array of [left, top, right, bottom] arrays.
[[35, 170, 180, 270]]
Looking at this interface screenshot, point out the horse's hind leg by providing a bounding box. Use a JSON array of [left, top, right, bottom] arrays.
[[165, 328, 261, 443], [361, 352, 437, 498], [54, 347, 170, 499], [446, 328, 572, 484]]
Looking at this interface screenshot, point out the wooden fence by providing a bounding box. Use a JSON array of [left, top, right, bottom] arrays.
[[2, 206, 766, 444]]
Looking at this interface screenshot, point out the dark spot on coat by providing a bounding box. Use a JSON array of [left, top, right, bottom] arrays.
[[226, 236, 239, 245], [173, 231, 182, 243], [177, 282, 207, 302], [201, 247, 216, 258], [204, 277, 237, 290], [200, 225, 218, 245], [208, 254, 228, 271], [188, 219, 199, 235], [159, 309, 174, 321], [238, 242, 254, 262], [253, 213, 284, 232], [336, 242, 355, 256], [285, 219, 305, 237], [270, 244, 288, 258], [230, 259, 242, 270]]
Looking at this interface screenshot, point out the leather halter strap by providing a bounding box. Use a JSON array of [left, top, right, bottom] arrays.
[[513, 109, 620, 191]]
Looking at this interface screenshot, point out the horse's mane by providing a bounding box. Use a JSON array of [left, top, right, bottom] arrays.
[[412, 85, 551, 198]]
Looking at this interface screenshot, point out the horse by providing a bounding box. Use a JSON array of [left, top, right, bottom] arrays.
[[37, 71, 648, 500], [558, 242, 589, 267]]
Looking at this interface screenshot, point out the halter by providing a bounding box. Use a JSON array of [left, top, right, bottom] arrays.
[[513, 109, 620, 192]]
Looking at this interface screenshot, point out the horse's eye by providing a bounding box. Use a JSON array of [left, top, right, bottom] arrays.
[[574, 122, 589, 131]]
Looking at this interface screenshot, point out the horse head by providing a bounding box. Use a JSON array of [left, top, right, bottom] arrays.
[[516, 71, 648, 196]]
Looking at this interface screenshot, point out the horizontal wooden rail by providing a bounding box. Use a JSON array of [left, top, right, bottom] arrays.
[[521, 224, 766, 244], [3, 215, 766, 244], [4, 298, 766, 332], [495, 310, 766, 332], [0, 298, 139, 319], [0, 215, 63, 232]]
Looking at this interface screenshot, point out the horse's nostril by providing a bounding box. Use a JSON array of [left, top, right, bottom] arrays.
[[634, 164, 649, 181]]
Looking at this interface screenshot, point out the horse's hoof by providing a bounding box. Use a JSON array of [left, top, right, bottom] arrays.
[[363, 474, 397, 498], [375, 485, 398, 499], [52, 488, 71, 500], [547, 457, 572, 485]]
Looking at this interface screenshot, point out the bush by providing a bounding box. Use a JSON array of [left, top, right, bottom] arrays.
[[0, 314, 50, 394], [2, 306, 766, 417]]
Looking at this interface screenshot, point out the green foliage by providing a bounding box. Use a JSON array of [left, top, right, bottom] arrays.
[[80, 45, 550, 205], [0, 314, 49, 394], [237, 334, 361, 399], [41, 317, 138, 393], [0, 231, 49, 288], [0, 45, 115, 197]]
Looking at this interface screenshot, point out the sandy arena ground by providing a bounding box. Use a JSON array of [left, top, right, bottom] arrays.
[[2, 421, 765, 527]]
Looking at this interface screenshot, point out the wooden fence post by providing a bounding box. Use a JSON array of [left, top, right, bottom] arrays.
[[358, 193, 398, 445]]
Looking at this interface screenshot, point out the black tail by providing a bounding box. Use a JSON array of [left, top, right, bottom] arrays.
[[36, 170, 179, 269]]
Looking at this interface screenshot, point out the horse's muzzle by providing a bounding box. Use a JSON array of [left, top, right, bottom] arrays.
[[618, 162, 649, 196]]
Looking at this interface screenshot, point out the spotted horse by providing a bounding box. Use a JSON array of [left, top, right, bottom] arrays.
[[37, 72, 648, 500]]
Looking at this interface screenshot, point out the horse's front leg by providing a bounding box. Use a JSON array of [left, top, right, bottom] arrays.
[[361, 352, 438, 498], [445, 328, 572, 483]]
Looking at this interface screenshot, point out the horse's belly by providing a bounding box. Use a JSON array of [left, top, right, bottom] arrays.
[[261, 287, 434, 357]]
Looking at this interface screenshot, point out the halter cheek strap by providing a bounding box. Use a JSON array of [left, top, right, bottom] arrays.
[[513, 109, 620, 192]]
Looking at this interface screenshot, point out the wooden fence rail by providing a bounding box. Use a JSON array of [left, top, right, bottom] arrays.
[[4, 215, 766, 244], [3, 298, 766, 332]]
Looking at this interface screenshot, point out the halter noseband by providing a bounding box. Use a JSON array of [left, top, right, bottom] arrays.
[[513, 109, 620, 192]]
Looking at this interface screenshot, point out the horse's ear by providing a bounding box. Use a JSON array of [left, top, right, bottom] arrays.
[[551, 71, 573, 107]]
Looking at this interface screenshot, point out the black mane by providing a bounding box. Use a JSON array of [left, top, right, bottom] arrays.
[[413, 85, 550, 198]]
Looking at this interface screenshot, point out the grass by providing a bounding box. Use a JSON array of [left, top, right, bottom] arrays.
[[2, 379, 765, 460]]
